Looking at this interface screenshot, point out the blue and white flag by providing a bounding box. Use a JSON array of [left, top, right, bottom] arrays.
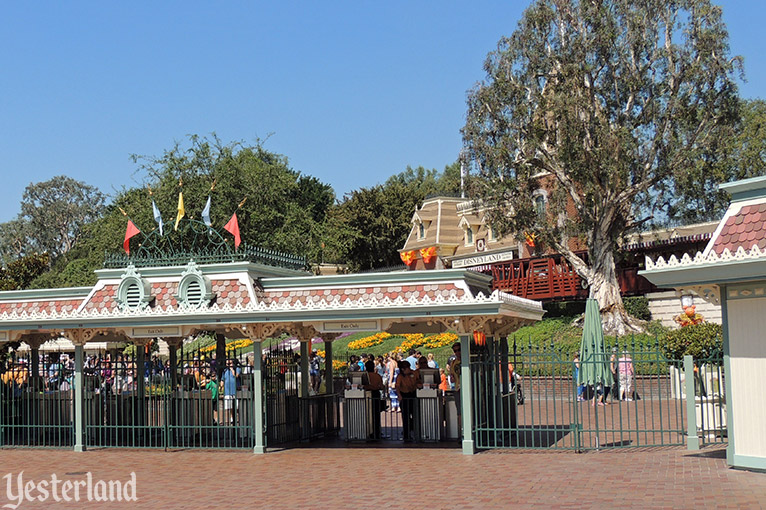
[[152, 200, 164, 236], [201, 195, 212, 227]]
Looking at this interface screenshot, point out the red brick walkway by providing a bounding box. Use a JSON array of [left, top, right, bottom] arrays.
[[0, 445, 763, 509]]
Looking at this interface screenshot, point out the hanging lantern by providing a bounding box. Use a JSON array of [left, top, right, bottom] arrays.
[[420, 246, 438, 264], [399, 250, 417, 266]]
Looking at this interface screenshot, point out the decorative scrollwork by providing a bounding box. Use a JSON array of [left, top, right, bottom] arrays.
[[105, 218, 307, 270]]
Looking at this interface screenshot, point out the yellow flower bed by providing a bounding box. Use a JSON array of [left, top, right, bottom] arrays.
[[332, 359, 348, 370], [398, 333, 425, 351], [199, 338, 253, 353], [316, 350, 325, 358], [423, 332, 458, 349], [348, 332, 392, 350]]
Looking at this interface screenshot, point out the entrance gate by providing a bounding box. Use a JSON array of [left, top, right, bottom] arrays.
[[83, 350, 256, 449], [0, 354, 73, 448], [471, 338, 687, 450]]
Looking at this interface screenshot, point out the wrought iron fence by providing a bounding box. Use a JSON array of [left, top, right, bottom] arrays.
[[471, 338, 689, 450], [0, 354, 73, 448]]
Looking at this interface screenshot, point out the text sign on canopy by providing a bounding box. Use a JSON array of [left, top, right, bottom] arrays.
[[132, 326, 181, 338], [321, 320, 379, 333]]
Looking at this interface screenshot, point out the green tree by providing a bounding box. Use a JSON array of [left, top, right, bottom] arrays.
[[0, 253, 50, 291], [332, 163, 461, 272], [35, 136, 336, 287], [19, 176, 106, 258], [670, 98, 766, 222], [463, 0, 741, 334]]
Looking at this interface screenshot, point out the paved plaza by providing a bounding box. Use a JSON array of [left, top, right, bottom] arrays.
[[0, 444, 763, 509]]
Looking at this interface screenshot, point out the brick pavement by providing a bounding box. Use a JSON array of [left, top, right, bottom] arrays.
[[0, 444, 764, 509]]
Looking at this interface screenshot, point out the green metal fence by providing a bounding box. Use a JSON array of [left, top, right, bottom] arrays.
[[471, 338, 689, 450], [0, 354, 74, 448]]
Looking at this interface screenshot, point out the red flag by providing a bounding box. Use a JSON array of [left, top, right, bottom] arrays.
[[224, 213, 241, 248], [123, 220, 141, 254]]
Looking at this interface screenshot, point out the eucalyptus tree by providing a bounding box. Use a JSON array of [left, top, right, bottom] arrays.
[[463, 0, 741, 333]]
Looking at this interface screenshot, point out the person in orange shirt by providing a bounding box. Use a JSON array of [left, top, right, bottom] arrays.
[[438, 368, 450, 391]]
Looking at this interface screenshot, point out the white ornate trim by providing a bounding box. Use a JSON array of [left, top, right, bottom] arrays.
[[0, 289, 543, 323], [645, 245, 766, 270]]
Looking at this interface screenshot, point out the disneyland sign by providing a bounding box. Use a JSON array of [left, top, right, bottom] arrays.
[[451, 251, 514, 269]]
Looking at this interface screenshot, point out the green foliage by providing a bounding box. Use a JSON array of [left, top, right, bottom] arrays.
[[332, 163, 461, 272], [543, 301, 586, 318], [662, 322, 723, 361], [0, 253, 50, 291], [671, 99, 766, 223], [462, 0, 741, 319], [18, 176, 105, 258], [624, 296, 651, 321]]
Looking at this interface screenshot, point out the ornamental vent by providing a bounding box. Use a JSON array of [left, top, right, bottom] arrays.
[[116, 265, 152, 310], [175, 261, 214, 307]]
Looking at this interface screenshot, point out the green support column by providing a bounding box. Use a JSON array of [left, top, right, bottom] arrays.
[[324, 340, 333, 394], [168, 340, 179, 390], [136, 342, 146, 427], [74, 343, 85, 452], [460, 333, 475, 455], [300, 341, 309, 398], [684, 355, 700, 450], [253, 340, 265, 454]]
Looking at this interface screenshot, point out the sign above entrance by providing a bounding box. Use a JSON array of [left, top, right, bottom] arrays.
[[452, 250, 514, 268], [132, 326, 182, 338], [320, 320, 379, 333]]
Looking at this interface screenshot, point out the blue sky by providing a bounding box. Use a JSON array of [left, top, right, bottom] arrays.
[[1, 1, 764, 223]]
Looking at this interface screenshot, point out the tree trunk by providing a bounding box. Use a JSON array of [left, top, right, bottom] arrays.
[[587, 244, 643, 336]]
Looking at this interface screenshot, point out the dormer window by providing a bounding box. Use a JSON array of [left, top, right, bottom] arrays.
[[465, 226, 474, 246], [418, 222, 425, 240]]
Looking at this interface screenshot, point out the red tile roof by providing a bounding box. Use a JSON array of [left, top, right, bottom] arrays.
[[712, 203, 766, 254]]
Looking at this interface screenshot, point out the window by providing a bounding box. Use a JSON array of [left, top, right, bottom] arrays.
[[466, 226, 474, 245], [534, 194, 546, 216], [418, 222, 425, 239]]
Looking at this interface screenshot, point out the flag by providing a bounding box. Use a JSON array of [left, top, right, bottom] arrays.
[[223, 213, 241, 248], [151, 200, 164, 236], [124, 220, 141, 254], [174, 192, 185, 231], [201, 195, 212, 227]]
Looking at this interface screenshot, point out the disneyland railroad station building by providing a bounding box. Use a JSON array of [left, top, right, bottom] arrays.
[[0, 217, 543, 454]]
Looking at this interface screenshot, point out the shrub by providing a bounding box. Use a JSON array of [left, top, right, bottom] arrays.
[[661, 322, 723, 361], [624, 296, 651, 321]]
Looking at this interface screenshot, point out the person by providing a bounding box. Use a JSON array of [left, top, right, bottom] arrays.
[[405, 349, 418, 370], [309, 350, 321, 393], [609, 347, 619, 401], [448, 342, 462, 433], [221, 359, 241, 425], [438, 368, 450, 391], [395, 359, 419, 442], [348, 355, 361, 372], [618, 351, 635, 401], [573, 352, 585, 401], [205, 371, 219, 424], [48, 354, 62, 391], [426, 352, 438, 369], [387, 354, 400, 412], [362, 360, 385, 439]]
